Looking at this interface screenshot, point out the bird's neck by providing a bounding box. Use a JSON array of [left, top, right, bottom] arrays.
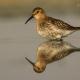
[[35, 58, 47, 69], [35, 14, 48, 23]]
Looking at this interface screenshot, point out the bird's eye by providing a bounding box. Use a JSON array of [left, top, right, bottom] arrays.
[[36, 11, 39, 13], [37, 67, 40, 70]]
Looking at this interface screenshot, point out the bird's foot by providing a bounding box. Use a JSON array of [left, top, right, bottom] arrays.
[[49, 38, 63, 42]]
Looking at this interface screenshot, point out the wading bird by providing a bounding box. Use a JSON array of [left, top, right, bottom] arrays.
[[25, 7, 80, 40], [25, 40, 80, 73]]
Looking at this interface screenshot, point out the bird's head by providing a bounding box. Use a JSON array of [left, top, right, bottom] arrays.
[[25, 57, 46, 73], [25, 7, 46, 24]]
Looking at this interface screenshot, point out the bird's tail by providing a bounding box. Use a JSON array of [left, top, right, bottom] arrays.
[[74, 27, 80, 30], [73, 48, 80, 52]]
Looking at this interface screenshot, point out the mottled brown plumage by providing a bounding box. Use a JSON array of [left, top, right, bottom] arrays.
[[25, 7, 80, 40], [47, 17, 80, 30], [25, 40, 80, 73]]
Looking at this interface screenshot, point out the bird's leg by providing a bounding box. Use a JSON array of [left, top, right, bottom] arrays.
[[56, 38, 63, 41], [48, 38, 63, 42]]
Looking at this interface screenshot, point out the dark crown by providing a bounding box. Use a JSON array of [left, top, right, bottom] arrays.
[[32, 7, 44, 13]]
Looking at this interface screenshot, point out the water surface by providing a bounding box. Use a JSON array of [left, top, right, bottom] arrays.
[[0, 15, 80, 80]]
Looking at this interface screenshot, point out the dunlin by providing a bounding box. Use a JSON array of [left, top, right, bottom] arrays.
[[25, 7, 80, 40], [25, 40, 80, 73]]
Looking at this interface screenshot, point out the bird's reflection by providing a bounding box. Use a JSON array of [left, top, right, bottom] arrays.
[[25, 40, 80, 73]]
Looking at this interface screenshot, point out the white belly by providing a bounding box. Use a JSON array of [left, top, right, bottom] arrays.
[[37, 25, 74, 39]]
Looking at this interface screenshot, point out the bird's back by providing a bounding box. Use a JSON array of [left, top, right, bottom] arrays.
[[48, 17, 78, 30]]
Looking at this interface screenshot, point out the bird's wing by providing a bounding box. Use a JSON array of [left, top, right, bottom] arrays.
[[48, 17, 75, 30]]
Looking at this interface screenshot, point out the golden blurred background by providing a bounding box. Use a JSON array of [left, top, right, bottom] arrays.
[[0, 0, 80, 18]]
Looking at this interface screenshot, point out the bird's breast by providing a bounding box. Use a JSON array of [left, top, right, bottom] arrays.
[[36, 23, 49, 37]]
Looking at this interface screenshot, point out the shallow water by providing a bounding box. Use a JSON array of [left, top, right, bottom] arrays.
[[0, 15, 80, 80]]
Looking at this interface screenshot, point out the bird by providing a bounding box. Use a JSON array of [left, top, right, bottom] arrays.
[[25, 7, 80, 40], [25, 40, 80, 73]]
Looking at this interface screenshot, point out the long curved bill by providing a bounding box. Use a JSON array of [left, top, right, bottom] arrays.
[[25, 57, 34, 66], [25, 16, 33, 24]]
